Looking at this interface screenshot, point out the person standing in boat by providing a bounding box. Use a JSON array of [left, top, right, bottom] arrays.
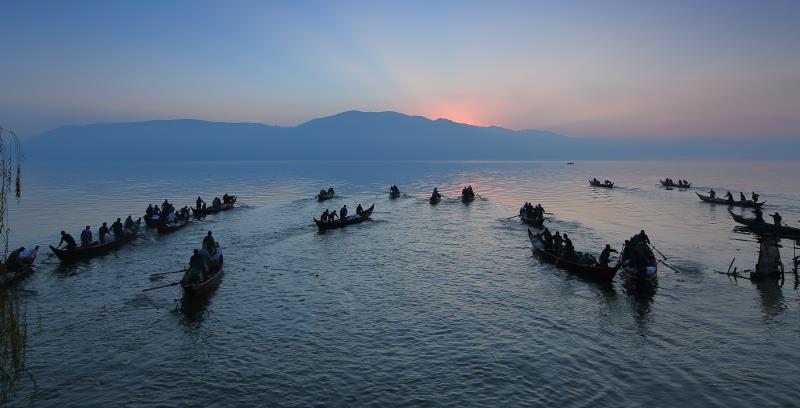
[[98, 222, 110, 243], [196, 196, 205, 212], [356, 203, 363, 215], [431, 187, 441, 200], [739, 192, 746, 202], [770, 212, 782, 227], [327, 187, 334, 195], [203, 231, 216, 254], [708, 189, 716, 198], [725, 191, 734, 203], [59, 231, 77, 250], [145, 204, 154, 218], [110, 218, 124, 240], [80, 226, 93, 247], [552, 231, 563, 254], [339, 205, 348, 221], [634, 230, 651, 245], [124, 215, 135, 231], [751, 192, 760, 203], [598, 244, 618, 268]]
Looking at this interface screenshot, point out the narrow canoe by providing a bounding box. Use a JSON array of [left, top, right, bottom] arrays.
[[49, 222, 141, 262], [314, 204, 374, 231], [317, 192, 335, 201], [192, 201, 236, 218], [728, 209, 800, 238], [660, 180, 691, 188], [461, 194, 475, 203], [429, 195, 442, 205], [528, 229, 619, 282], [696, 192, 764, 208], [389, 190, 401, 199], [182, 261, 224, 298], [589, 180, 614, 188]]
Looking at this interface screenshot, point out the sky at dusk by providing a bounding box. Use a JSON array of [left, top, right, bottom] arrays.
[[1, 0, 799, 138]]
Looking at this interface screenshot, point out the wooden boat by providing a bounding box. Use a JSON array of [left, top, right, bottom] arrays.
[[520, 213, 544, 228], [314, 204, 374, 231], [182, 260, 224, 298], [157, 219, 190, 234], [589, 180, 613, 188], [660, 179, 691, 188], [528, 229, 619, 282], [696, 192, 764, 208], [461, 194, 475, 203], [389, 190, 401, 199], [728, 209, 800, 238], [317, 191, 335, 201], [49, 222, 141, 262], [429, 195, 442, 205], [0, 248, 38, 287], [191, 199, 236, 218]]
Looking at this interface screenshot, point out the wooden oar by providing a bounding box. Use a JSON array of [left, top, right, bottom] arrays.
[[658, 259, 680, 273], [649, 243, 668, 260], [150, 268, 187, 278], [142, 281, 181, 292], [505, 214, 520, 219]]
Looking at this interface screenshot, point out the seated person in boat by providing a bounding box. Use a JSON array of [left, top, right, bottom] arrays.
[[80, 226, 93, 247], [196, 196, 205, 211], [59, 231, 77, 250], [340, 205, 348, 220], [751, 192, 759, 202], [327, 187, 334, 195], [592, 178, 599, 185], [561, 234, 575, 259], [111, 218, 124, 239], [5, 247, 25, 271], [542, 228, 553, 250], [725, 191, 734, 203], [752, 208, 764, 222], [598, 244, 618, 267], [203, 231, 216, 253], [708, 189, 716, 198], [222, 193, 231, 204], [99, 222, 110, 243], [431, 187, 441, 199], [356, 204, 363, 215], [739, 192, 746, 202], [211, 242, 223, 266], [186, 249, 208, 283], [212, 197, 222, 208], [604, 180, 611, 186], [319, 189, 327, 197], [770, 212, 782, 226], [632, 230, 651, 245]]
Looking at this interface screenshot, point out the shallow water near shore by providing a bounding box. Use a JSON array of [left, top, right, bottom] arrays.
[[3, 160, 800, 407]]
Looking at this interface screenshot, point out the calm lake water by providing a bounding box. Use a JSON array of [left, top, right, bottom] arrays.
[[2, 160, 800, 407]]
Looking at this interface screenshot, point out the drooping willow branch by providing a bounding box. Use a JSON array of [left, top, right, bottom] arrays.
[[0, 126, 23, 258]]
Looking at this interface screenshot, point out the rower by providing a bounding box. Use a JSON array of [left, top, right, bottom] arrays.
[[146, 204, 154, 218], [598, 244, 618, 267], [562, 234, 575, 259], [203, 231, 216, 254], [162, 199, 170, 210], [5, 247, 24, 271], [223, 193, 230, 204], [328, 187, 334, 195], [340, 205, 348, 220], [99, 222, 110, 243], [187, 249, 207, 283], [212, 197, 221, 207], [621, 240, 632, 261], [752, 207, 764, 222], [319, 189, 326, 197], [770, 212, 782, 227], [124, 215, 135, 230], [725, 191, 734, 203], [320, 209, 329, 222], [553, 231, 563, 254], [356, 204, 363, 215], [739, 192, 746, 202], [636, 230, 651, 245], [604, 180, 611, 186], [59, 231, 77, 250], [708, 189, 716, 198], [542, 228, 553, 250], [683, 179, 689, 185], [80, 226, 93, 247], [752, 192, 760, 203], [111, 218, 124, 238]]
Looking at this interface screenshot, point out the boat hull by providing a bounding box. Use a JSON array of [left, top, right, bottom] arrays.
[[314, 204, 374, 231], [697, 192, 764, 208]]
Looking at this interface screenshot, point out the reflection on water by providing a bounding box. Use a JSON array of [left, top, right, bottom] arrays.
[[3, 160, 800, 407], [0, 290, 28, 404]]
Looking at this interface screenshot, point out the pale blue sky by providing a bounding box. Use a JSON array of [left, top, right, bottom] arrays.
[[1, 0, 798, 138]]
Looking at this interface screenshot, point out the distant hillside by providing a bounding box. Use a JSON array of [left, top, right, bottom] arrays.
[[24, 111, 800, 161]]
